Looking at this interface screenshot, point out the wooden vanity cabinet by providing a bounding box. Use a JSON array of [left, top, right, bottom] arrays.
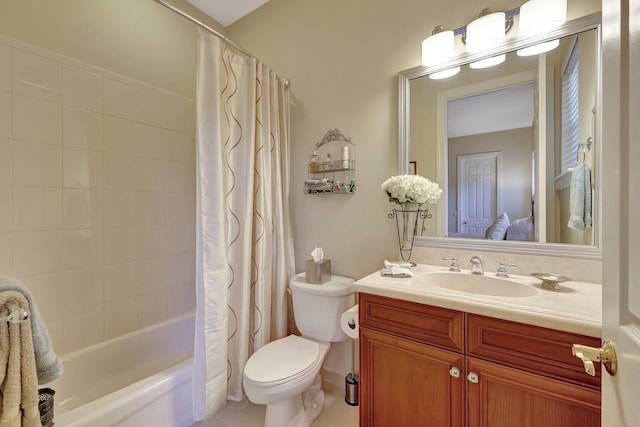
[[358, 294, 601, 427]]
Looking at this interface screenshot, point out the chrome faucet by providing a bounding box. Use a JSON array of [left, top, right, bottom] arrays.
[[470, 256, 484, 275]]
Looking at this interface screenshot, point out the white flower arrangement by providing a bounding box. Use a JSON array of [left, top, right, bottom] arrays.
[[381, 174, 442, 206]]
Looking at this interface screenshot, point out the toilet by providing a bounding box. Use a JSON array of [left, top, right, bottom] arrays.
[[243, 273, 355, 427]]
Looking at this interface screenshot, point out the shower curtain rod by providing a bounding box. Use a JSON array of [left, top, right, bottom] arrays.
[[153, 0, 254, 57], [153, 0, 290, 87]]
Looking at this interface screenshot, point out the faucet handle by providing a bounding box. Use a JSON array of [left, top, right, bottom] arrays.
[[495, 262, 517, 278], [442, 257, 461, 272]]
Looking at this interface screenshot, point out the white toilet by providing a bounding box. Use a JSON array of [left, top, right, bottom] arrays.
[[243, 273, 355, 427]]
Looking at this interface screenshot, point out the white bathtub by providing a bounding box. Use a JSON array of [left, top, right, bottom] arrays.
[[49, 314, 195, 427]]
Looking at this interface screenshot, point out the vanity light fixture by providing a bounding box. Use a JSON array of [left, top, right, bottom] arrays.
[[516, 0, 567, 56], [422, 25, 461, 79], [466, 8, 510, 69]]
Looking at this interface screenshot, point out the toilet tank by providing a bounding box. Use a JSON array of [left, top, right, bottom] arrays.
[[290, 273, 355, 343]]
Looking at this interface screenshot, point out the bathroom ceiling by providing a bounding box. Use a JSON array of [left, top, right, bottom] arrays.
[[186, 0, 269, 26], [447, 82, 535, 138]]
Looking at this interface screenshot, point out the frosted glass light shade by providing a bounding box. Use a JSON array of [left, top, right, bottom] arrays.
[[429, 67, 461, 80], [466, 12, 506, 53], [422, 30, 455, 66], [469, 54, 506, 69], [517, 0, 566, 56]]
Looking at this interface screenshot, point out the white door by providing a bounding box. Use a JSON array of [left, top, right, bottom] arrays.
[[597, 1, 640, 425], [458, 152, 502, 236]]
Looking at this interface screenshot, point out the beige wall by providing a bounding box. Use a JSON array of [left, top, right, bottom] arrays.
[[228, 0, 601, 280], [0, 0, 207, 355]]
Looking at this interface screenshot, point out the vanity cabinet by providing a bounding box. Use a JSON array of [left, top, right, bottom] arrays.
[[358, 294, 601, 427]]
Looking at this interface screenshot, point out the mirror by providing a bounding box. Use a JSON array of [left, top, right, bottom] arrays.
[[399, 13, 601, 259]]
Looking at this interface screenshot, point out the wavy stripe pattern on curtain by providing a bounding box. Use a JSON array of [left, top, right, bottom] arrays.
[[193, 31, 295, 420]]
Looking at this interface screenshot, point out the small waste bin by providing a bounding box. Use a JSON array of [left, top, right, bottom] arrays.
[[38, 388, 55, 427]]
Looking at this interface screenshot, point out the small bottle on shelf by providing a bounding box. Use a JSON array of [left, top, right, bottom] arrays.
[[341, 145, 349, 170], [310, 150, 319, 172]]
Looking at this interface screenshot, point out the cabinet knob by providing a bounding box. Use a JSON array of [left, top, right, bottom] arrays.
[[572, 339, 617, 376], [467, 372, 479, 383], [449, 367, 460, 378]]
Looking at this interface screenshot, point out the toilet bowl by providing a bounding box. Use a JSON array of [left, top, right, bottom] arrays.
[[244, 335, 330, 427], [242, 273, 354, 427]]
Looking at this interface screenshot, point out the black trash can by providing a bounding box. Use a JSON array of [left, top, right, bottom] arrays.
[[38, 388, 55, 427]]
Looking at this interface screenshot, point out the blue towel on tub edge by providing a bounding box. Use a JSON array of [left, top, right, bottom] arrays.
[[0, 275, 63, 384]]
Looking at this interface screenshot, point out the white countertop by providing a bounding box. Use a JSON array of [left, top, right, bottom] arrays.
[[353, 264, 602, 338]]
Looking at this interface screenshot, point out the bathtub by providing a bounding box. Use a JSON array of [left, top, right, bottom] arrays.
[[49, 314, 195, 427]]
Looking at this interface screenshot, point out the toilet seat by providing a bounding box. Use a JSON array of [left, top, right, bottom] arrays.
[[244, 335, 321, 386]]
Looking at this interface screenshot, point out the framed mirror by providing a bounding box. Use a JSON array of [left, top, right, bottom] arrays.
[[399, 13, 601, 259]]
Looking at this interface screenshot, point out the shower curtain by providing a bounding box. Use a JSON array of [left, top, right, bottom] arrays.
[[193, 31, 295, 420]]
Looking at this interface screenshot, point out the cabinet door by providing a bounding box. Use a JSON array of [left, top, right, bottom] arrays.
[[360, 327, 464, 427], [466, 357, 601, 427]]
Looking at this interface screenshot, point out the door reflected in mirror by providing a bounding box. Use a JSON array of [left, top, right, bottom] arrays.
[[407, 28, 597, 246]]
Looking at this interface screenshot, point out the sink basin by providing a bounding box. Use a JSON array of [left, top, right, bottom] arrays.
[[418, 273, 538, 297]]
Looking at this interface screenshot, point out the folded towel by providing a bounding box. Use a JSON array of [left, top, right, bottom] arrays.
[[0, 276, 63, 384], [381, 266, 414, 278], [568, 163, 592, 231], [384, 260, 413, 268], [0, 291, 42, 427]]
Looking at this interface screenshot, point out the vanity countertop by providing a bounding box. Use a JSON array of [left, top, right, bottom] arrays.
[[353, 263, 602, 338]]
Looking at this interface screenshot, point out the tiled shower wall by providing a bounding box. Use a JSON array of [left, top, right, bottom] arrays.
[[0, 36, 197, 355]]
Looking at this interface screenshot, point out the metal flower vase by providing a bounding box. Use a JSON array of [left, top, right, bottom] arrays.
[[388, 204, 431, 261]]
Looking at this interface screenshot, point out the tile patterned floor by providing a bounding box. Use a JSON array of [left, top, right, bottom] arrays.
[[193, 382, 359, 427]]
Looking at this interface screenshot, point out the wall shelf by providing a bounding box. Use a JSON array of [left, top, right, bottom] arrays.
[[304, 128, 356, 195]]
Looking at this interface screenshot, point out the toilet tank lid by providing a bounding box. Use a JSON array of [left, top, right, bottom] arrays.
[[290, 273, 354, 296]]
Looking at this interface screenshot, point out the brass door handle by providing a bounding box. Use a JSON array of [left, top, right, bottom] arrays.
[[572, 340, 617, 376]]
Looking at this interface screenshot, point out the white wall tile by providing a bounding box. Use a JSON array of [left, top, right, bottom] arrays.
[[0, 138, 11, 186], [103, 77, 139, 122], [166, 253, 194, 288], [138, 290, 168, 328], [13, 230, 63, 276], [12, 95, 62, 145], [137, 157, 165, 192], [165, 161, 195, 193], [138, 225, 167, 259], [103, 226, 138, 265], [165, 130, 195, 164], [0, 91, 11, 139], [138, 257, 168, 293], [63, 268, 104, 314], [0, 187, 10, 232], [168, 285, 195, 318], [103, 261, 138, 302], [63, 64, 102, 112], [63, 189, 103, 229], [63, 228, 103, 270], [166, 193, 195, 224], [103, 190, 137, 227], [166, 223, 195, 255], [105, 298, 138, 339], [103, 153, 137, 191], [63, 305, 104, 353], [138, 192, 166, 225], [103, 116, 138, 156], [63, 148, 103, 189], [0, 43, 10, 92], [63, 106, 103, 151], [12, 48, 62, 102], [0, 232, 11, 274], [12, 140, 62, 187], [18, 272, 65, 323], [13, 187, 62, 231], [136, 123, 168, 159]]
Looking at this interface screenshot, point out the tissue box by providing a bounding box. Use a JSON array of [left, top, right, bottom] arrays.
[[305, 259, 331, 284]]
